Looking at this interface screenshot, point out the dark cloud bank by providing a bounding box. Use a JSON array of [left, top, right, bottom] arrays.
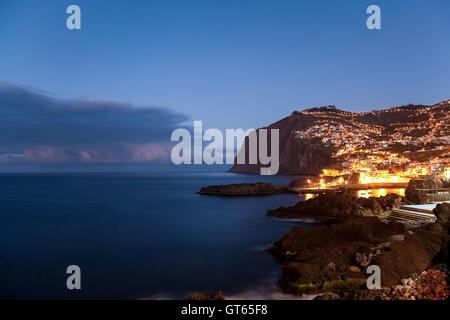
[[0, 82, 188, 167]]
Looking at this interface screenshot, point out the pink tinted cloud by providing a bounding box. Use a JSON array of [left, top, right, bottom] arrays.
[[1, 143, 171, 164]]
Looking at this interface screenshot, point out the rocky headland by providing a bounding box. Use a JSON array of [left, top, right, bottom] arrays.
[[267, 189, 402, 219], [268, 202, 449, 299], [266, 178, 450, 300], [405, 176, 450, 204], [198, 182, 294, 196], [228, 101, 449, 175], [195, 177, 449, 300]]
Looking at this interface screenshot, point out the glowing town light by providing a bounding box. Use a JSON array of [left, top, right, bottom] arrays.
[[319, 179, 326, 188]]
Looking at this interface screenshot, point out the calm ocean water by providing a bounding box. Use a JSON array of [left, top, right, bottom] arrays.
[[0, 172, 312, 299]]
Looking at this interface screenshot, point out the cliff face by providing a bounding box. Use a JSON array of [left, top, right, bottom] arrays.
[[229, 101, 450, 175], [229, 109, 336, 175]]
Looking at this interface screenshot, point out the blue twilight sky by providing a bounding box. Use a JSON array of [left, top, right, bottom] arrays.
[[0, 0, 449, 168]]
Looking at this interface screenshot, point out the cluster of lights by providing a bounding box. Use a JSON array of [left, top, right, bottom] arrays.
[[296, 102, 450, 190]]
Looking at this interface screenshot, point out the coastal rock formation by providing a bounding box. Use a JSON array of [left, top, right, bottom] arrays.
[[405, 177, 445, 204], [358, 193, 402, 217], [413, 268, 450, 300], [228, 109, 336, 175], [416, 203, 450, 263], [366, 202, 449, 291], [269, 197, 450, 298], [269, 217, 406, 296], [371, 235, 431, 287], [358, 266, 449, 300], [267, 189, 402, 219], [198, 182, 292, 196], [268, 189, 360, 218]]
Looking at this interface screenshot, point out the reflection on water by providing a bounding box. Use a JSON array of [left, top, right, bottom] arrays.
[[357, 188, 405, 198], [304, 193, 315, 200], [302, 188, 406, 200]]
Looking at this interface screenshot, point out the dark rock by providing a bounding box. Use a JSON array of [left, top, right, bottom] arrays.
[[357, 197, 384, 216], [379, 193, 403, 210], [228, 111, 335, 175], [267, 189, 360, 219], [270, 211, 448, 295], [267, 189, 402, 219], [434, 203, 450, 225], [358, 267, 449, 300], [358, 193, 402, 217], [405, 178, 444, 204], [267, 186, 449, 296], [372, 235, 432, 287], [269, 217, 405, 295], [198, 182, 292, 196], [416, 203, 450, 265]]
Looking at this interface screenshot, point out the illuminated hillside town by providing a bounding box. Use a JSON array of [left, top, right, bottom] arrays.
[[294, 100, 450, 191]]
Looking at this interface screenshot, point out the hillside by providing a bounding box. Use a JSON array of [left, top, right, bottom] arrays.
[[229, 100, 450, 175]]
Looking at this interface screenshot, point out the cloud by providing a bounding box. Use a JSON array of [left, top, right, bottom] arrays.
[[0, 82, 188, 165]]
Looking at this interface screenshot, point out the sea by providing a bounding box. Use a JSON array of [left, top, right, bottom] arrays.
[[0, 171, 314, 299]]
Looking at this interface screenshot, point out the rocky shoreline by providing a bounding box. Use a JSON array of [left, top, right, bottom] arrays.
[[195, 178, 449, 300], [269, 178, 449, 300], [355, 265, 449, 300], [267, 189, 402, 219], [198, 182, 295, 196]]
